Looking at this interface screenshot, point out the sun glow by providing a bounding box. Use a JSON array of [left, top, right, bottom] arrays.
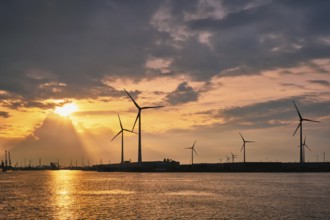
[[55, 103, 78, 117]]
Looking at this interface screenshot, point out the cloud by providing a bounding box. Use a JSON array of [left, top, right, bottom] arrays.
[[165, 82, 199, 105], [12, 114, 86, 162], [308, 80, 330, 87], [206, 96, 330, 129], [0, 1, 161, 102], [0, 0, 330, 107]]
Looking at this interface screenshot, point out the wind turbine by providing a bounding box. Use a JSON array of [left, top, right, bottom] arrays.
[[124, 89, 164, 163], [111, 114, 136, 163], [185, 140, 197, 165], [239, 132, 254, 163], [292, 100, 320, 163], [226, 155, 231, 163], [230, 152, 238, 163], [297, 134, 311, 162], [219, 158, 223, 163]]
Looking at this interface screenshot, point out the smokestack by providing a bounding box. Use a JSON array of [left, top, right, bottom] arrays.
[[8, 151, 11, 167], [5, 150, 8, 167]]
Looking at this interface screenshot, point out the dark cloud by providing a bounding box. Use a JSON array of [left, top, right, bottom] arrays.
[[1, 0, 330, 105], [206, 97, 330, 129], [0, 111, 10, 118], [308, 80, 330, 87], [183, 0, 330, 78], [165, 82, 199, 105], [0, 99, 59, 110], [0, 0, 160, 102]]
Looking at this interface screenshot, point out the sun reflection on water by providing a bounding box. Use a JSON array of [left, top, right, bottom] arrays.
[[50, 170, 78, 219]]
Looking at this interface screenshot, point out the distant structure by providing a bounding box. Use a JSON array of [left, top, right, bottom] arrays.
[[2, 150, 10, 172], [230, 152, 238, 163], [302, 134, 311, 162], [226, 155, 231, 163], [239, 132, 254, 163], [292, 100, 320, 163], [297, 134, 312, 162], [185, 140, 197, 165], [124, 89, 164, 163], [111, 114, 136, 163]]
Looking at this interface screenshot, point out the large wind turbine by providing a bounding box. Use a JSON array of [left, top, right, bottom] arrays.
[[124, 89, 164, 163], [292, 100, 319, 163], [185, 140, 197, 165], [239, 132, 254, 163], [111, 114, 136, 163]]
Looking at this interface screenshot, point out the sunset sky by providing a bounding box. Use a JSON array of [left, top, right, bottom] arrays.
[[1, 0, 330, 165]]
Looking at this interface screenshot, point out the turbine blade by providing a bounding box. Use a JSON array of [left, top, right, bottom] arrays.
[[132, 112, 140, 131], [111, 130, 122, 141], [292, 100, 302, 119], [240, 144, 244, 152], [246, 141, 254, 143], [192, 140, 197, 148], [305, 144, 311, 152], [118, 114, 123, 129], [303, 118, 320, 123], [193, 148, 198, 156], [293, 123, 301, 136], [141, 106, 164, 109], [239, 132, 245, 142], [124, 89, 140, 109], [304, 134, 306, 145]]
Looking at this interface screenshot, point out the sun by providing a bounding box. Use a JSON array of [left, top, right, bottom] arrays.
[[55, 103, 78, 117]]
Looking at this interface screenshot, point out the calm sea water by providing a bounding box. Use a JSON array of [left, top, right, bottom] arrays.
[[0, 171, 330, 219]]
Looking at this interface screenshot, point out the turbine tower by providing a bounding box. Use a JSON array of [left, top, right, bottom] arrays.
[[185, 140, 197, 165], [230, 152, 238, 163], [111, 114, 136, 163], [124, 89, 164, 163], [299, 134, 311, 162], [239, 132, 254, 163], [292, 100, 319, 163]]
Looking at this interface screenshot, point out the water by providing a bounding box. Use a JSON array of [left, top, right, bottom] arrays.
[[1, 171, 330, 219]]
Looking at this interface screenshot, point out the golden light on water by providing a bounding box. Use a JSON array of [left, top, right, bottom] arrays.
[[50, 170, 77, 219], [55, 103, 78, 117]]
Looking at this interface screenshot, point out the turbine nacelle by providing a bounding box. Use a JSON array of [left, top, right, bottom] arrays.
[[239, 132, 254, 151], [111, 114, 136, 141], [292, 100, 320, 137], [185, 140, 198, 155]]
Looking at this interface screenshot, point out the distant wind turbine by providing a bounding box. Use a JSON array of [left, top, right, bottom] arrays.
[[230, 152, 238, 163], [219, 158, 223, 163], [297, 134, 311, 162], [226, 155, 231, 163], [185, 140, 197, 165], [239, 132, 254, 163], [292, 100, 320, 163], [124, 89, 164, 163], [111, 114, 136, 163]]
